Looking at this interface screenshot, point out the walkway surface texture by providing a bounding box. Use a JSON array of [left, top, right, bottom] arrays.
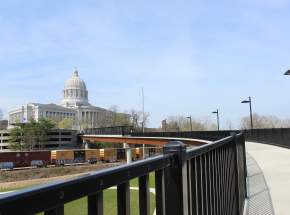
[[246, 141, 290, 215]]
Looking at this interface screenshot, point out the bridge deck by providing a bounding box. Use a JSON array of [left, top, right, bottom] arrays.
[[246, 141, 290, 215], [81, 135, 211, 146]]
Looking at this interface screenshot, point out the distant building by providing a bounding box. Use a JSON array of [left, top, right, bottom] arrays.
[[9, 69, 125, 130], [0, 120, 8, 130], [44, 129, 78, 149], [0, 130, 10, 151], [0, 129, 78, 151]]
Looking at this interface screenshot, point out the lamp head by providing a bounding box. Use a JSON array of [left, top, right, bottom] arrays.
[[241, 100, 250, 104], [284, 70, 290, 75]]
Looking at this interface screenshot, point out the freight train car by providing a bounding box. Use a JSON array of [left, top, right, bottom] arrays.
[[135, 147, 162, 159], [0, 147, 152, 170], [99, 149, 117, 162], [51, 150, 74, 165], [85, 149, 99, 163], [74, 150, 85, 163], [0, 151, 51, 168], [116, 148, 126, 161], [135, 147, 149, 159], [131, 148, 137, 161], [155, 147, 163, 155]]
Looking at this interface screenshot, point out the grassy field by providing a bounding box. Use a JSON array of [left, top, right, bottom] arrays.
[[2, 173, 157, 214], [130, 173, 155, 188], [37, 189, 155, 215], [62, 189, 156, 215]]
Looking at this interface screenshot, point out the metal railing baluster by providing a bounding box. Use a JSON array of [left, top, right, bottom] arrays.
[[88, 191, 103, 215], [44, 205, 64, 215], [155, 169, 165, 215], [203, 154, 208, 215], [117, 182, 130, 215], [196, 155, 203, 215], [139, 174, 150, 215]]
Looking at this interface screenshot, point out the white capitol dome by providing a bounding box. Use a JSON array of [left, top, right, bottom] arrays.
[[61, 70, 90, 107], [64, 70, 87, 90]]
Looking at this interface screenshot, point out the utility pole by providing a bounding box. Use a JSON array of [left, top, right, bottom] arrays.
[[212, 109, 220, 131], [142, 87, 145, 159], [164, 119, 167, 132], [187, 115, 193, 132], [142, 87, 145, 133], [241, 96, 253, 130]]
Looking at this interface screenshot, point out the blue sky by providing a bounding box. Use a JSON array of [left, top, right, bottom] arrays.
[[1, 0, 290, 128]]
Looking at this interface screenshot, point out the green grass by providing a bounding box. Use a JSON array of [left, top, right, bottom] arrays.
[[3, 174, 157, 215], [130, 173, 155, 188], [65, 189, 155, 215], [36, 189, 155, 215]]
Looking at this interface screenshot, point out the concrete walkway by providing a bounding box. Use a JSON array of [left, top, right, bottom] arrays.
[[246, 142, 290, 215]]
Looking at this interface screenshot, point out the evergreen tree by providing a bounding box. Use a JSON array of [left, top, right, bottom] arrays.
[[9, 118, 55, 151]]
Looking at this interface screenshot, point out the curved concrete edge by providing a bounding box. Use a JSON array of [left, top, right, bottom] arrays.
[[245, 152, 275, 215]]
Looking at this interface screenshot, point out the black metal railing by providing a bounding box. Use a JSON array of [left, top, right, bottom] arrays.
[[83, 126, 134, 136], [0, 133, 246, 215], [132, 130, 239, 141], [244, 128, 290, 148]]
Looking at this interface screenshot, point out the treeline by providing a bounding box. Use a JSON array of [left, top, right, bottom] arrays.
[[162, 116, 217, 132], [160, 113, 290, 132], [240, 113, 290, 129]]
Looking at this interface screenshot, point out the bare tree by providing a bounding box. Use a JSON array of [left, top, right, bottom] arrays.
[[225, 120, 234, 130], [129, 109, 149, 129], [165, 115, 215, 131], [240, 113, 290, 129], [107, 106, 132, 127], [0, 108, 3, 120]]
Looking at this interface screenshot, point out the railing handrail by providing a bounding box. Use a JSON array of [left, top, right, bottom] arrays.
[[186, 135, 235, 159], [0, 154, 171, 214], [82, 134, 212, 146]]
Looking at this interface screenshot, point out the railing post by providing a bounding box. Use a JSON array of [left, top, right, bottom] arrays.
[[123, 143, 132, 164], [241, 134, 248, 198], [232, 133, 242, 215], [163, 141, 189, 215]]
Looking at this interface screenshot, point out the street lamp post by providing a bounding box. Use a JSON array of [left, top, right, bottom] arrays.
[[241, 96, 253, 130], [162, 119, 167, 132], [187, 115, 193, 132], [141, 88, 145, 159], [212, 109, 220, 131], [284, 70, 290, 75]]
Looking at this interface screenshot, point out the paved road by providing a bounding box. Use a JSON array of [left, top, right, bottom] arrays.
[[246, 142, 290, 215]]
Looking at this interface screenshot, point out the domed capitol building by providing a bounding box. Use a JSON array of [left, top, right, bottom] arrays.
[[9, 69, 120, 130]]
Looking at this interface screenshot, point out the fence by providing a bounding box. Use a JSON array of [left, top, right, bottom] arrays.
[[132, 130, 240, 141], [0, 133, 246, 215], [82, 127, 239, 141], [244, 128, 290, 148], [83, 126, 134, 136]]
